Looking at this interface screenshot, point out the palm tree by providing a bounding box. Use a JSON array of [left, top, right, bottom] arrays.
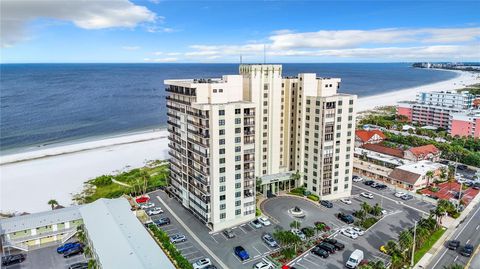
[[432, 203, 446, 227], [47, 199, 58, 210], [426, 170, 434, 187], [361, 202, 372, 215], [290, 220, 301, 230], [290, 171, 301, 191], [372, 203, 383, 216], [314, 222, 325, 236], [398, 229, 413, 250]]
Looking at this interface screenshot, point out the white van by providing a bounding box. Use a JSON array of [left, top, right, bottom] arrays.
[[346, 249, 364, 268]]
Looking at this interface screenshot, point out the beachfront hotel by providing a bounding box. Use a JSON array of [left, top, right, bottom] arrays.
[[397, 90, 476, 130], [165, 64, 357, 232]]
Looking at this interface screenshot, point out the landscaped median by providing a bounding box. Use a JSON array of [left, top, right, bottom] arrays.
[[147, 224, 193, 269], [289, 187, 320, 202], [413, 227, 446, 264]]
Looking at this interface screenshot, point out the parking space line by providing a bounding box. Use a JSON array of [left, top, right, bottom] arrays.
[[239, 225, 248, 234], [210, 235, 219, 244], [252, 245, 262, 255], [181, 250, 199, 256]]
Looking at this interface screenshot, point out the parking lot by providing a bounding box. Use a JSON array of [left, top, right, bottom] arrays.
[[2, 241, 87, 269]]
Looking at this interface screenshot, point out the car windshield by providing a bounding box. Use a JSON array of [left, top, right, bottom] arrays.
[[348, 258, 358, 263]]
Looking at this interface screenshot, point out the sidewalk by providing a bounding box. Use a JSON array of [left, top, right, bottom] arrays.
[[415, 191, 480, 268]]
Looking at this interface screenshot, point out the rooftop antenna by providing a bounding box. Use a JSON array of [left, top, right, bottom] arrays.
[[263, 44, 266, 64]]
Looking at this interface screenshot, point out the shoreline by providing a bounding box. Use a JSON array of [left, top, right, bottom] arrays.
[[1, 69, 478, 214]]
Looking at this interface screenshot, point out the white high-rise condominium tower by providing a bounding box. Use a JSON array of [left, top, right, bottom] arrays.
[[165, 65, 356, 232]]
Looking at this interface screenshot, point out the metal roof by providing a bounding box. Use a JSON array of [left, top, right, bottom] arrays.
[[0, 206, 82, 235], [79, 198, 175, 269]]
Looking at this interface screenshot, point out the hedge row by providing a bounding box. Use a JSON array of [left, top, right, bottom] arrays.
[[148, 224, 193, 269]]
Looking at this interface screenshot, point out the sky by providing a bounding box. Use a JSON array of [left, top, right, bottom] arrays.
[[1, 0, 479, 63]]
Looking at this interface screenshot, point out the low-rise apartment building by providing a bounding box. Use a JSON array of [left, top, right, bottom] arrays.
[[450, 110, 480, 138], [165, 64, 357, 232]]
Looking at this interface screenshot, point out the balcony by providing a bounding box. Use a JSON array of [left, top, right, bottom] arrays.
[[186, 110, 208, 119], [244, 164, 255, 172], [244, 119, 255, 126], [187, 136, 209, 148], [187, 119, 209, 129], [166, 96, 191, 105], [244, 137, 255, 144], [167, 120, 181, 128]]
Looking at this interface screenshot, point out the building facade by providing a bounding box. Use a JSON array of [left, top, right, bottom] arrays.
[[397, 91, 477, 131], [450, 111, 480, 138], [165, 65, 356, 232]]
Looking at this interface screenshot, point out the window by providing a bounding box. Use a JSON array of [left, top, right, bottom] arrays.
[[220, 204, 226, 210], [219, 139, 225, 145], [235, 165, 241, 170], [213, 89, 217, 93], [235, 191, 241, 198], [349, 99, 354, 105], [220, 195, 226, 201], [235, 209, 241, 215], [219, 176, 225, 183], [235, 118, 241, 124], [219, 129, 225, 135], [219, 110, 225, 115], [235, 183, 241, 188], [235, 108, 241, 114], [220, 213, 226, 219], [219, 89, 223, 93], [235, 155, 241, 161], [219, 158, 225, 164], [219, 186, 225, 192], [235, 128, 241, 133], [219, 148, 225, 154], [338, 100, 343, 106], [235, 137, 241, 143], [235, 146, 241, 152], [235, 200, 241, 206], [219, 167, 225, 173], [219, 119, 225, 125]]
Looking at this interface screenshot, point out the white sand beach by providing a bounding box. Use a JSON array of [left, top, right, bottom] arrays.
[[357, 70, 479, 112], [1, 69, 478, 214]]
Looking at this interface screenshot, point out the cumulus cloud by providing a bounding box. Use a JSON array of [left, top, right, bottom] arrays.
[[1, 0, 156, 47], [183, 27, 480, 61]]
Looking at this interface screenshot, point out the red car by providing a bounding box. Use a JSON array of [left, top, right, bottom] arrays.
[[136, 196, 150, 204]]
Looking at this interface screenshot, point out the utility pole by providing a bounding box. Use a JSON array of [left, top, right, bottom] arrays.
[[411, 220, 417, 268]]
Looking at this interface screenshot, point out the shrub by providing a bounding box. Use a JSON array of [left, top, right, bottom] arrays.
[[148, 225, 193, 269], [290, 187, 305, 195], [307, 194, 319, 201], [360, 217, 378, 229]]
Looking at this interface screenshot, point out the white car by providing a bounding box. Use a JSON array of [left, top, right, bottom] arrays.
[[351, 227, 365, 236], [146, 207, 163, 216], [290, 229, 306, 241], [170, 233, 187, 243], [340, 198, 352, 205], [257, 217, 271, 226], [352, 176, 363, 182], [381, 209, 388, 215], [341, 228, 359, 239], [253, 260, 274, 269], [394, 192, 406, 198], [140, 202, 155, 209], [192, 258, 211, 269], [360, 192, 374, 199]]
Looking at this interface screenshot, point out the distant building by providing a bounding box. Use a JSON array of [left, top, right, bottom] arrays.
[[450, 110, 480, 138], [397, 91, 476, 130], [0, 198, 175, 269], [404, 144, 441, 162], [355, 130, 386, 147], [361, 143, 404, 158], [388, 160, 447, 190]]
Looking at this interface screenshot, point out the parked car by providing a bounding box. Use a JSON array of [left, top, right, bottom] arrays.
[[457, 164, 468, 170], [57, 242, 82, 253], [447, 240, 460, 250], [311, 246, 329, 258], [140, 202, 155, 209], [204, 265, 217, 269], [323, 238, 345, 250], [360, 192, 374, 199], [352, 175, 363, 182], [262, 233, 278, 248], [473, 182, 480, 190], [364, 180, 374, 186], [320, 200, 333, 208], [234, 246, 250, 261], [401, 194, 413, 200], [290, 228, 306, 241], [394, 192, 406, 198], [379, 245, 387, 254], [340, 198, 352, 205], [155, 217, 171, 226], [69, 262, 88, 269], [341, 228, 359, 239], [346, 249, 364, 268], [1, 254, 26, 266], [253, 260, 275, 269], [250, 219, 262, 229], [170, 233, 187, 243], [376, 184, 387, 190], [370, 182, 379, 188], [337, 213, 354, 224], [192, 258, 212, 269], [460, 244, 474, 257], [146, 207, 163, 216], [314, 221, 331, 231], [317, 242, 336, 254], [351, 227, 365, 236], [135, 196, 149, 204], [223, 229, 235, 239], [63, 246, 83, 258], [257, 216, 271, 226]]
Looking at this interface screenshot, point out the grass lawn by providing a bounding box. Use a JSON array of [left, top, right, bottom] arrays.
[[414, 227, 446, 264], [74, 160, 169, 204]]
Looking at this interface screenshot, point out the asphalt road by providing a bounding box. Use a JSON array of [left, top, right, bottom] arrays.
[[428, 202, 480, 269]]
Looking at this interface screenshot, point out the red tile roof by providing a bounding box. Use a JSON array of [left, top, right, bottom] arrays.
[[389, 168, 421, 185], [355, 130, 386, 143], [361, 143, 404, 158], [407, 144, 440, 157]]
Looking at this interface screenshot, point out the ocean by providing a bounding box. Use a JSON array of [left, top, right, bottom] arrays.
[[0, 63, 457, 152]]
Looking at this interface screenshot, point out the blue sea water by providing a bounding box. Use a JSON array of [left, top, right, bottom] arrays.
[[0, 63, 457, 152]]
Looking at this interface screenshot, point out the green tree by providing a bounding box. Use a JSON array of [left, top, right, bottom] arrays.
[[398, 229, 413, 250], [302, 227, 315, 239], [314, 222, 326, 235], [290, 220, 301, 230], [47, 199, 58, 210], [442, 264, 464, 269], [372, 203, 383, 216], [426, 170, 434, 187], [361, 202, 372, 214]]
